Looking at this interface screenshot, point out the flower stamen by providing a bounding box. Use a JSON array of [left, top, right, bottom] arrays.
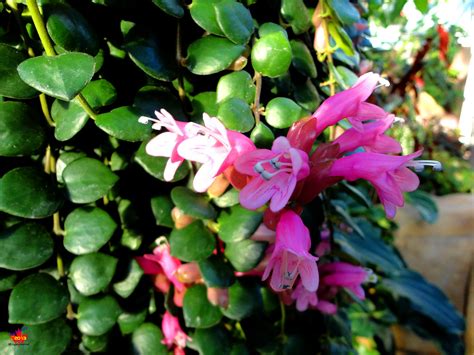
[[406, 160, 443, 172]]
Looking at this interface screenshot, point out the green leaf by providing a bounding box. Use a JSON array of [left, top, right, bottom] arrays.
[[186, 36, 245, 75], [171, 186, 217, 219], [96, 106, 152, 142], [414, 0, 429, 13], [134, 86, 185, 118], [0, 44, 38, 99], [183, 284, 223, 328], [18, 318, 72, 355], [406, 190, 439, 224], [280, 0, 311, 34], [0, 167, 62, 219], [335, 65, 359, 88], [328, 23, 355, 56], [327, 0, 361, 25], [214, 0, 254, 44], [118, 309, 147, 335], [218, 205, 262, 243], [0, 102, 46, 156], [189, 326, 232, 354], [0, 222, 54, 270], [9, 273, 69, 324], [189, 0, 225, 35], [251, 32, 292, 78], [382, 270, 465, 334], [169, 221, 215, 262], [225, 239, 266, 272], [64, 207, 117, 255], [17, 52, 95, 101], [250, 122, 274, 148], [216, 71, 256, 104], [221, 280, 261, 320], [290, 40, 317, 78], [294, 79, 321, 112], [192, 91, 219, 119], [151, 0, 184, 18], [198, 255, 235, 288], [77, 295, 122, 336], [46, 4, 100, 55], [63, 157, 119, 203], [151, 196, 174, 228], [113, 259, 144, 298], [265, 97, 303, 129], [70, 253, 118, 296], [258, 22, 288, 38], [82, 334, 109, 352], [212, 188, 240, 208], [56, 151, 86, 184], [217, 97, 254, 132], [135, 140, 190, 182], [0, 270, 18, 291], [131, 323, 167, 355]]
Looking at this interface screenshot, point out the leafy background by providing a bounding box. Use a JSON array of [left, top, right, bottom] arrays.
[[0, 0, 469, 354]]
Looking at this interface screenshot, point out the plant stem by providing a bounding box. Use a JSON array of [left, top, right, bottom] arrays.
[[253, 72, 262, 124], [176, 21, 187, 105], [279, 299, 286, 337], [75, 93, 97, 120], [39, 94, 55, 126]]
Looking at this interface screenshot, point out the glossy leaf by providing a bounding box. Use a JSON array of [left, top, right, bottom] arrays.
[[216, 71, 256, 104], [225, 239, 266, 272], [192, 91, 219, 118], [21, 318, 72, 355], [406, 190, 439, 224], [118, 309, 147, 335], [77, 295, 122, 336], [199, 255, 235, 288], [328, 0, 361, 25], [294, 79, 321, 112], [96, 106, 152, 142], [265, 97, 303, 129], [258, 22, 288, 38], [217, 97, 254, 132], [189, 326, 232, 354], [150, 195, 174, 228], [113, 259, 144, 298], [250, 122, 274, 148], [290, 40, 317, 78], [82, 334, 109, 352], [251, 32, 292, 77], [328, 23, 355, 56], [218, 205, 262, 243], [151, 0, 184, 18], [131, 323, 167, 354], [171, 186, 217, 219], [280, 0, 311, 34], [221, 280, 261, 320], [214, 0, 254, 44], [189, 0, 224, 35], [0, 270, 18, 292], [183, 284, 223, 328], [70, 253, 118, 295], [169, 221, 215, 262], [0, 222, 54, 271]]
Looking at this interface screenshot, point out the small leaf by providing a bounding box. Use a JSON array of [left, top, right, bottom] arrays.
[[183, 284, 223, 328], [192, 91, 219, 119], [212, 188, 240, 208], [406, 190, 439, 223], [250, 122, 274, 148], [169, 221, 215, 262], [214, 0, 254, 44], [171, 186, 217, 219], [225, 239, 266, 272], [118, 309, 147, 335], [0, 222, 54, 270], [189, 0, 225, 35], [251, 32, 292, 78], [265, 97, 303, 129], [17, 53, 95, 101], [280, 0, 311, 34], [64, 207, 117, 255], [96, 106, 152, 142], [22, 318, 73, 355], [328, 23, 355, 56], [113, 259, 144, 298], [70, 253, 118, 296], [56, 151, 86, 184], [151, 196, 174, 228], [151, 0, 184, 18], [293, 79, 321, 112], [198, 255, 235, 288], [9, 273, 69, 324], [63, 157, 118, 203], [221, 280, 261, 320], [186, 36, 245, 75], [217, 97, 254, 132], [414, 0, 429, 13], [0, 270, 18, 292], [82, 334, 109, 352], [0, 102, 46, 157], [218, 205, 262, 243], [327, 0, 361, 25], [131, 323, 167, 354], [290, 40, 317, 78], [77, 295, 122, 336], [216, 71, 256, 104], [0, 167, 63, 219], [189, 326, 231, 354], [258, 22, 288, 38]]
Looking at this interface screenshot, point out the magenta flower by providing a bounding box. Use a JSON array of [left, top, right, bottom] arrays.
[[262, 211, 319, 292], [333, 114, 402, 154], [235, 137, 310, 212], [161, 311, 190, 350], [312, 72, 389, 135], [319, 262, 372, 300], [291, 281, 319, 311], [329, 150, 423, 218]]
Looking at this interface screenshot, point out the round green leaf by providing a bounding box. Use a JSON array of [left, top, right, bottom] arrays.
[[113, 259, 144, 298], [198, 255, 235, 288], [212, 188, 240, 208], [131, 323, 167, 355], [280, 0, 311, 34], [135, 141, 189, 182], [189, 326, 231, 355], [217, 97, 254, 132], [0, 222, 54, 270], [0, 44, 38, 99], [46, 4, 100, 55], [62, 157, 119, 203], [17, 53, 96, 101], [82, 334, 109, 352], [218, 205, 263, 243], [70, 252, 118, 296], [56, 151, 86, 184], [328, 23, 355, 56], [9, 273, 69, 324], [258, 22, 288, 39], [0, 167, 63, 219], [251, 32, 292, 77], [96, 106, 152, 142], [169, 221, 215, 262], [118, 309, 147, 335], [134, 86, 185, 118], [328, 0, 361, 25], [0, 270, 18, 291], [186, 36, 245, 75], [64, 207, 117, 255], [221, 280, 261, 320], [183, 284, 223, 328], [20, 318, 72, 355], [294, 79, 321, 112], [171, 186, 216, 219], [77, 295, 122, 336], [265, 97, 302, 128], [216, 71, 256, 104], [192, 91, 219, 119], [189, 0, 224, 35], [250, 122, 274, 148], [0, 102, 46, 156], [214, 0, 254, 44], [225, 239, 266, 272], [151, 196, 174, 228], [290, 40, 317, 78], [151, 0, 184, 17]]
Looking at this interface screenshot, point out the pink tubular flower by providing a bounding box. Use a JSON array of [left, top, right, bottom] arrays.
[[312, 72, 389, 136], [329, 150, 423, 218], [291, 281, 319, 311], [333, 114, 402, 154], [262, 211, 319, 292], [235, 137, 310, 212], [319, 262, 372, 300], [162, 311, 190, 350]]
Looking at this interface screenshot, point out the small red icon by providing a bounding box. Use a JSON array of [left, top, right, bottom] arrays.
[[9, 327, 28, 345]]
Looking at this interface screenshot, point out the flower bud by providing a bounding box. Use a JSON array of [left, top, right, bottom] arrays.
[[171, 207, 195, 229], [207, 174, 230, 198], [175, 263, 202, 284], [207, 287, 229, 308]]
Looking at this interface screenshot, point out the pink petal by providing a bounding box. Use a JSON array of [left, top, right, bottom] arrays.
[[299, 259, 319, 292], [271, 136, 291, 154], [234, 149, 274, 176], [146, 132, 180, 157], [164, 158, 183, 182], [392, 167, 420, 192], [346, 285, 366, 300], [269, 174, 296, 212], [136, 256, 162, 274], [315, 300, 338, 314], [239, 177, 276, 210], [368, 135, 402, 154]]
